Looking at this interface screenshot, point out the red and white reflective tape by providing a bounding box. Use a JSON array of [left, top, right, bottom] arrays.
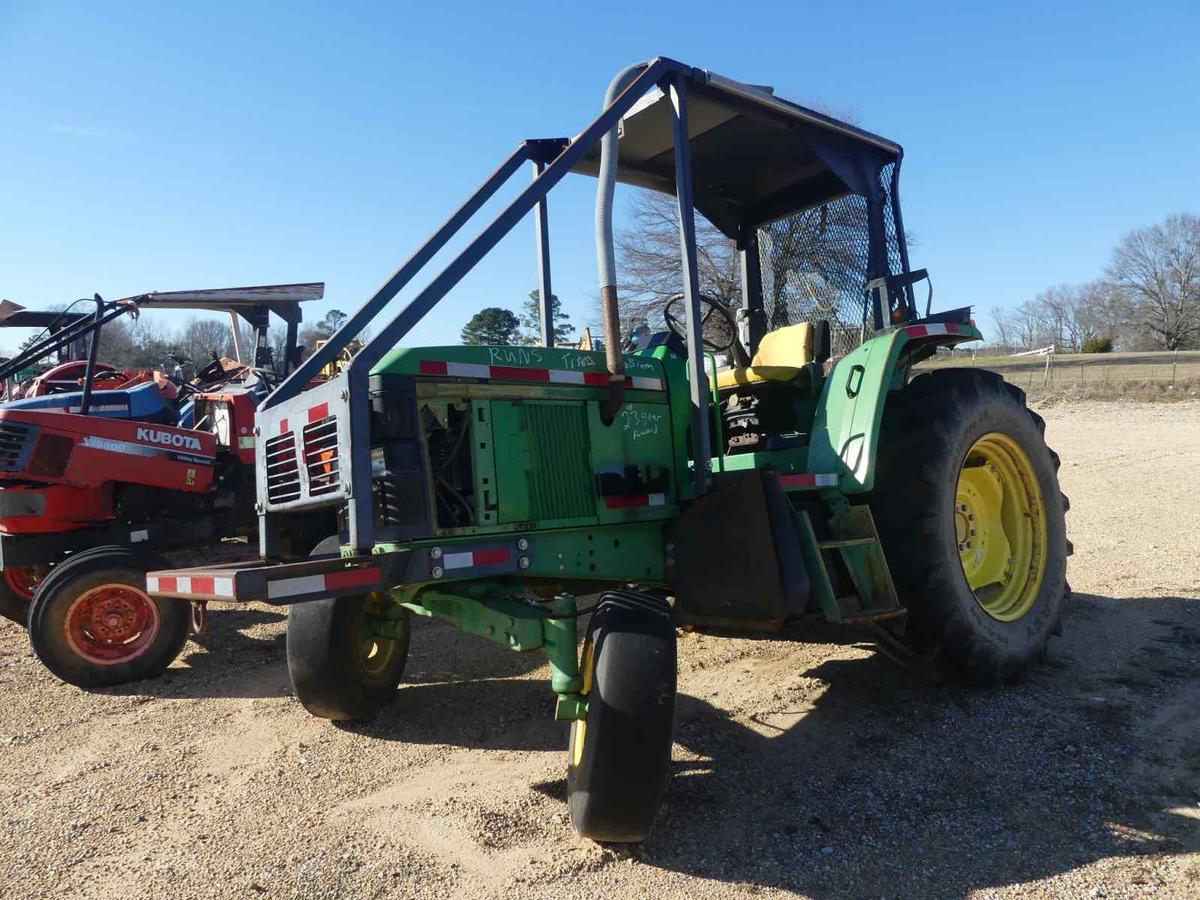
[[604, 492, 667, 509], [278, 400, 334, 435], [905, 323, 964, 338], [147, 574, 236, 598], [265, 566, 380, 601], [628, 375, 665, 391], [148, 566, 379, 601], [779, 473, 839, 489], [441, 547, 512, 570], [419, 360, 665, 391]]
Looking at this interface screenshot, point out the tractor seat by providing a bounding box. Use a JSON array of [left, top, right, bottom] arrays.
[[715, 323, 815, 390]]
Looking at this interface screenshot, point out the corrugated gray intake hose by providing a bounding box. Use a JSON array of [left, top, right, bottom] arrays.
[[592, 63, 648, 381], [595, 63, 647, 422]]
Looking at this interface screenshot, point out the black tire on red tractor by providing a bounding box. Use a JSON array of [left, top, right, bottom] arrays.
[[567, 591, 677, 842], [27, 547, 191, 688], [286, 537, 410, 721], [869, 369, 1070, 684]]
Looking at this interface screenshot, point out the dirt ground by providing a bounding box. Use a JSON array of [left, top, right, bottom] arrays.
[[2, 399, 1198, 899]]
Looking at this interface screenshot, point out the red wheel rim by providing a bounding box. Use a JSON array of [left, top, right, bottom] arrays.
[[4, 567, 43, 600], [63, 583, 160, 665]]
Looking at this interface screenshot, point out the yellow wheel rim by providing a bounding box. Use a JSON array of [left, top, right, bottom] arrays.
[[956, 433, 1047, 622], [356, 593, 398, 678], [569, 640, 595, 769]]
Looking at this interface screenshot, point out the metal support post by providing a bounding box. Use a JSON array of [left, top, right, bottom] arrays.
[[228, 311, 245, 363], [738, 227, 766, 357], [249, 305, 273, 369], [668, 74, 712, 497], [533, 160, 555, 348], [78, 295, 104, 416]]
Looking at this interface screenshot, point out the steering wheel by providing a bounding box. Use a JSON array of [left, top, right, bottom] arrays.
[[662, 294, 748, 363]]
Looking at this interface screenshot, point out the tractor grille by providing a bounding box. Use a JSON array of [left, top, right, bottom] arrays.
[[522, 404, 592, 521], [0, 421, 34, 472], [302, 415, 341, 496], [265, 430, 301, 504]]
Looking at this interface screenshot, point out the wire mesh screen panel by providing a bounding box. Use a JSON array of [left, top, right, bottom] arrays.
[[757, 162, 906, 358]]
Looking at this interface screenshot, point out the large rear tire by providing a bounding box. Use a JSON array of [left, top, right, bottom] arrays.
[[286, 537, 410, 721], [27, 548, 191, 687], [567, 591, 677, 842], [870, 369, 1069, 683]]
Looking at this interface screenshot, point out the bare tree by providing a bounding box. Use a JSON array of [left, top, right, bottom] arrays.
[[1074, 280, 1129, 348], [180, 317, 233, 364], [614, 190, 740, 333], [1104, 213, 1200, 351], [94, 318, 138, 366], [991, 279, 1134, 354], [988, 305, 1013, 349]]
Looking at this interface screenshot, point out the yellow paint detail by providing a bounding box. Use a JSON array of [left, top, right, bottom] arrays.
[[186, 468, 196, 486], [569, 640, 595, 769], [357, 593, 398, 677], [715, 323, 814, 389], [956, 432, 1047, 621]]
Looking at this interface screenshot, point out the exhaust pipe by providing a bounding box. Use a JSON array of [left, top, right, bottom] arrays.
[[595, 63, 646, 423]]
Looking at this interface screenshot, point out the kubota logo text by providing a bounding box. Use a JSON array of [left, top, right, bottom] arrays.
[[136, 427, 202, 451]]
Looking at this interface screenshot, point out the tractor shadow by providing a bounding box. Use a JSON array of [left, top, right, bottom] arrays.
[[337, 616, 562, 749], [102, 605, 292, 700], [106, 605, 552, 705], [623, 592, 1200, 897]]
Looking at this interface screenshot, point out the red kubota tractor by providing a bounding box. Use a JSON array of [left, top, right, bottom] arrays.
[[0, 284, 334, 686]]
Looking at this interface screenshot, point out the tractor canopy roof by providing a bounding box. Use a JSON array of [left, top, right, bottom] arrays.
[[130, 282, 325, 324], [0, 283, 325, 384], [574, 67, 903, 239], [0, 299, 90, 330]]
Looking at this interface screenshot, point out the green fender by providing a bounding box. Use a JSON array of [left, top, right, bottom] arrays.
[[808, 325, 982, 493]]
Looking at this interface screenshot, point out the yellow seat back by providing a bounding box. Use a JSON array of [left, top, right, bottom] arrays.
[[715, 323, 814, 389], [751, 323, 814, 370]]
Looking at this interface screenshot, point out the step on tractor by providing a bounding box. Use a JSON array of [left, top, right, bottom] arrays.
[[148, 59, 1071, 842], [0, 284, 334, 686]]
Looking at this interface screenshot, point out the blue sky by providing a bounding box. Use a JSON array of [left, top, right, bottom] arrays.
[[1, 1, 1197, 351]]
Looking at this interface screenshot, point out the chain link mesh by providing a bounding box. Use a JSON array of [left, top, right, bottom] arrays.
[[757, 162, 905, 358]]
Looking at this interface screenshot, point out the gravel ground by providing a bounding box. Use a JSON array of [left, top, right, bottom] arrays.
[[1, 399, 1198, 899]]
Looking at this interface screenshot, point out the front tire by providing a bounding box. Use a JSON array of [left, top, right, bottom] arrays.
[[870, 369, 1069, 683], [286, 537, 410, 721], [27, 548, 190, 688], [567, 591, 677, 842]]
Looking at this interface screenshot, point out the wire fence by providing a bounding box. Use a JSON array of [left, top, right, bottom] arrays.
[[919, 348, 1200, 396]]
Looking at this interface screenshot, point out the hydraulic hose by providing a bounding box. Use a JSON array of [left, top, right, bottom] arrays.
[[595, 62, 646, 422]]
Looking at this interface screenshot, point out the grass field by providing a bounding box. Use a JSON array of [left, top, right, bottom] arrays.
[[918, 349, 1200, 401]]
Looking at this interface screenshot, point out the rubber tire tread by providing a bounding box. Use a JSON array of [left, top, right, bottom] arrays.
[[567, 591, 677, 843], [27, 547, 190, 688], [869, 368, 1069, 684], [286, 537, 410, 721]]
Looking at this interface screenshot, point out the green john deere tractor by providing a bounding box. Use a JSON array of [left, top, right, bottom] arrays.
[[147, 58, 1070, 842]]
